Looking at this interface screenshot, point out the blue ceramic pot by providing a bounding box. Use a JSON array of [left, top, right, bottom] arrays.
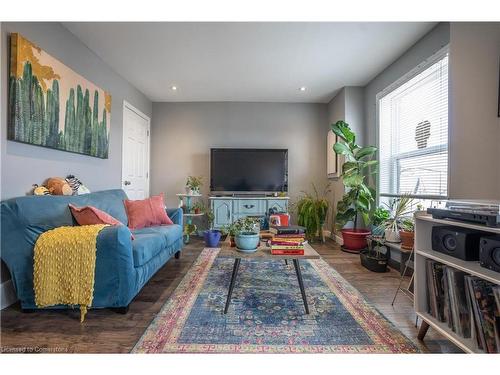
[[235, 232, 260, 251], [204, 230, 221, 247], [371, 224, 384, 237]]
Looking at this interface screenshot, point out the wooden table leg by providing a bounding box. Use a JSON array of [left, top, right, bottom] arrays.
[[224, 258, 241, 314], [417, 320, 430, 340], [293, 259, 310, 314]]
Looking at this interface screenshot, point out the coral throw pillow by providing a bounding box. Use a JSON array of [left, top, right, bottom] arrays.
[[123, 194, 173, 230], [69, 204, 134, 240], [69, 204, 123, 226]]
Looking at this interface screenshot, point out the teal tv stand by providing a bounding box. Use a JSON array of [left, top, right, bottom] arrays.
[[209, 196, 289, 229]]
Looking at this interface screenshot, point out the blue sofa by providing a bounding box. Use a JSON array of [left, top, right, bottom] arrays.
[[0, 189, 183, 311]]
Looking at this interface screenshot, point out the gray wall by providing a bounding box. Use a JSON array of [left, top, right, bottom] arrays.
[[0, 22, 152, 200], [448, 22, 500, 199], [150, 102, 328, 210]]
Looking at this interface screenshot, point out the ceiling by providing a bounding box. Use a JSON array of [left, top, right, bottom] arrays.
[[63, 22, 436, 103]]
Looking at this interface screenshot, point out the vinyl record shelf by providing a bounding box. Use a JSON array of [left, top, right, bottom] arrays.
[[414, 212, 500, 353]]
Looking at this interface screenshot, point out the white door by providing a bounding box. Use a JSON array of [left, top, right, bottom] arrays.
[[122, 101, 150, 200]]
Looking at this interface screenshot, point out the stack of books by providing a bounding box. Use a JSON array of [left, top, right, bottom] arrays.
[[269, 225, 306, 255], [426, 259, 500, 353]]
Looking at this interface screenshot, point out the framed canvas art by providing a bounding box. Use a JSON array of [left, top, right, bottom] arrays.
[[8, 33, 111, 158], [327, 130, 341, 178]]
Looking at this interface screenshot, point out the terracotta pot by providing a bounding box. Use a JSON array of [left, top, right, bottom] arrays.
[[194, 208, 200, 214], [399, 230, 414, 250], [341, 228, 371, 253], [230, 235, 236, 247]]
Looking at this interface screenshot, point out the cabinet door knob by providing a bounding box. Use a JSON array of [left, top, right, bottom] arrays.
[[243, 204, 255, 209], [124, 180, 131, 186]]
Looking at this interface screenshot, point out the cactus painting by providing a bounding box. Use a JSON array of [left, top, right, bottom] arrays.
[[8, 33, 111, 158]]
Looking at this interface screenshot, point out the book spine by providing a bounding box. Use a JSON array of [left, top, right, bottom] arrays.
[[271, 249, 304, 255], [271, 241, 304, 246], [271, 246, 304, 250]]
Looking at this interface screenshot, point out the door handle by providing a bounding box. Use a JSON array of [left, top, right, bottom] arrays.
[[124, 181, 131, 186], [243, 204, 255, 209], [227, 210, 230, 220]]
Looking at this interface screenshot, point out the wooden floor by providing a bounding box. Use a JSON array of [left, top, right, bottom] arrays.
[[0, 238, 460, 353]]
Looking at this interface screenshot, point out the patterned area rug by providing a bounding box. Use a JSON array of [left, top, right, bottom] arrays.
[[132, 248, 419, 353]]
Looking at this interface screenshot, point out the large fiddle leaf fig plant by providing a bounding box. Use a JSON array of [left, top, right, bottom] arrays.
[[331, 120, 378, 231]]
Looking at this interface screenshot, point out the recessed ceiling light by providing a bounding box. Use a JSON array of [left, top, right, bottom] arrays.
[[171, 85, 177, 91], [299, 86, 307, 92]]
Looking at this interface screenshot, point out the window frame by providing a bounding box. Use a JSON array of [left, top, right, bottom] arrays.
[[375, 45, 450, 203]]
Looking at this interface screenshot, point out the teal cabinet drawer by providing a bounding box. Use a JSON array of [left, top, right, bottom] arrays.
[[267, 199, 288, 213], [234, 199, 266, 215], [211, 199, 232, 228]]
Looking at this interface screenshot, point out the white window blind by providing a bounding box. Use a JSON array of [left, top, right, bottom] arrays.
[[378, 51, 449, 199]]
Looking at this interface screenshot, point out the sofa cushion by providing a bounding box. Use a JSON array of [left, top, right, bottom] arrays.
[[131, 224, 182, 267], [124, 194, 174, 230]]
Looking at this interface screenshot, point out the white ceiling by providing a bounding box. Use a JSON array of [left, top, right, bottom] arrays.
[[63, 22, 436, 103]]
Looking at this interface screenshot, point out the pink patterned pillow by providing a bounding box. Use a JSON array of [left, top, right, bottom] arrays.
[[69, 204, 134, 240], [69, 204, 123, 226], [123, 193, 173, 230]]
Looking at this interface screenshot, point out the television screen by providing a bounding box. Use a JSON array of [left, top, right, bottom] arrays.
[[210, 148, 288, 193]]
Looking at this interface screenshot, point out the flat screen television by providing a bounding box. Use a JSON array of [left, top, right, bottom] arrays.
[[210, 148, 288, 194]]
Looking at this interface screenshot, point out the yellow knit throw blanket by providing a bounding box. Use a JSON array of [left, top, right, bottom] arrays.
[[33, 224, 108, 322]]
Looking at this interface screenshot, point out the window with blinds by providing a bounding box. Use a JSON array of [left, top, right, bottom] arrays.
[[378, 50, 449, 199]]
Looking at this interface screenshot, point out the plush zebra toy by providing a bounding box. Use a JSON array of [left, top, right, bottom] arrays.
[[65, 175, 91, 195]]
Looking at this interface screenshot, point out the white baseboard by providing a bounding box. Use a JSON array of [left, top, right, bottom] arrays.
[[322, 230, 343, 245], [1, 279, 17, 309]]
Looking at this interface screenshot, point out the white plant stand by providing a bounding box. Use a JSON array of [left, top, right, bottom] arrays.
[[176, 193, 205, 244]]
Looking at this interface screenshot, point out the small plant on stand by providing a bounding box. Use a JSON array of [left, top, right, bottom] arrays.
[[183, 223, 197, 237], [371, 206, 390, 237], [399, 217, 415, 250], [381, 195, 415, 243], [185, 176, 203, 195], [192, 201, 204, 214]]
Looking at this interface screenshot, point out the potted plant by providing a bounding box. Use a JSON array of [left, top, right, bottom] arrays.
[[228, 222, 239, 247], [233, 217, 260, 252], [219, 225, 229, 242], [399, 217, 415, 250], [185, 176, 203, 195], [295, 183, 331, 242], [331, 120, 378, 253], [382, 195, 414, 243], [371, 207, 390, 237], [202, 205, 221, 247], [360, 236, 390, 273], [183, 223, 197, 237], [192, 201, 204, 214]]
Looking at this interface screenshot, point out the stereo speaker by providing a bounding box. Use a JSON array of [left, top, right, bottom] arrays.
[[479, 235, 500, 273], [431, 226, 483, 261]]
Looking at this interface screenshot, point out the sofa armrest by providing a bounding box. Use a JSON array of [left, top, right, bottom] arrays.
[[94, 225, 135, 307], [167, 208, 183, 227]]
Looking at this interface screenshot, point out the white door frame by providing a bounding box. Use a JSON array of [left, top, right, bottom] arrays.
[[122, 100, 151, 197]]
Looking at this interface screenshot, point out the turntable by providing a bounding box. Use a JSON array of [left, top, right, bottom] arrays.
[[427, 199, 500, 227]]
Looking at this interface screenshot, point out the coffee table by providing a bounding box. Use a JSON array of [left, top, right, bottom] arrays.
[[219, 238, 321, 315]]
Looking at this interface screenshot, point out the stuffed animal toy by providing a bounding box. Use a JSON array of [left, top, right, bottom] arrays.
[[46, 177, 73, 196], [32, 184, 50, 196], [65, 175, 90, 195]]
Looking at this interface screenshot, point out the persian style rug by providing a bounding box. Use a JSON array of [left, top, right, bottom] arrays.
[[132, 248, 419, 353]]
